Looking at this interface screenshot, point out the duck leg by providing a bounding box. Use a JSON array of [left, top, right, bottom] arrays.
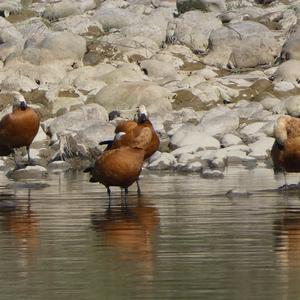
[[107, 187, 112, 208], [26, 146, 35, 165], [136, 179, 142, 196], [124, 187, 128, 206], [12, 150, 22, 170], [279, 171, 288, 190]]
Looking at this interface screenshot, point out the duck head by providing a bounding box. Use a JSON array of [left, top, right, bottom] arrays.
[[12, 93, 28, 111], [136, 105, 148, 123]]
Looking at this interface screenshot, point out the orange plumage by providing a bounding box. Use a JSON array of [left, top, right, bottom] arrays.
[[271, 115, 300, 172], [0, 93, 40, 165]]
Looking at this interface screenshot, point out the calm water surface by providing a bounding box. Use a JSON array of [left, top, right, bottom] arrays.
[[1, 166, 300, 299]]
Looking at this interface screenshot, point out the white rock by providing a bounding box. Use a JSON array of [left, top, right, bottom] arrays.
[[273, 81, 296, 92], [147, 152, 177, 170], [95, 81, 174, 117], [198, 106, 239, 137], [240, 122, 267, 139], [170, 124, 220, 149], [248, 137, 275, 160], [285, 96, 300, 117], [221, 134, 243, 147]]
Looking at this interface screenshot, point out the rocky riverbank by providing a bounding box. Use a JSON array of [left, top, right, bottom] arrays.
[[0, 0, 300, 179]]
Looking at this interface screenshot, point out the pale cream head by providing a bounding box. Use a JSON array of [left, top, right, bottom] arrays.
[[12, 92, 27, 110], [135, 105, 149, 123]]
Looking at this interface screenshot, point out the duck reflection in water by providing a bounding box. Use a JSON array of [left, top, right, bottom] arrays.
[[91, 195, 159, 279], [0, 190, 38, 271], [274, 207, 300, 267]]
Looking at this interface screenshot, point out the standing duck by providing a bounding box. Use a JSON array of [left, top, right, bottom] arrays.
[[101, 105, 160, 159], [0, 93, 40, 167], [271, 115, 300, 186], [87, 130, 151, 205], [99, 106, 160, 195]]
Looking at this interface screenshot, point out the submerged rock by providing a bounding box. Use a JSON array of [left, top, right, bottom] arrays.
[[7, 165, 48, 180]]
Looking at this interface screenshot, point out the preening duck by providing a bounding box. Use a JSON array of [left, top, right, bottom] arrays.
[[87, 131, 152, 205]]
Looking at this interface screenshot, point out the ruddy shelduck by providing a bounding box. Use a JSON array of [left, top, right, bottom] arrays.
[[271, 115, 300, 186], [0, 93, 40, 167], [87, 130, 152, 204]]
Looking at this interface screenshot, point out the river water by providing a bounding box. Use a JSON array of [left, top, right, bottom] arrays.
[[0, 166, 300, 299]]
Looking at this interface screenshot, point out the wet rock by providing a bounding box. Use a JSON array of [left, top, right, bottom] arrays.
[[177, 0, 226, 14], [202, 21, 281, 68], [147, 152, 177, 170], [177, 161, 202, 172], [202, 169, 224, 178], [225, 188, 251, 198], [5, 182, 50, 190], [7, 165, 48, 180], [48, 161, 72, 171]]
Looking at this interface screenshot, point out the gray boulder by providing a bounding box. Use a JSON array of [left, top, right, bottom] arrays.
[[170, 124, 220, 149], [0, 17, 24, 61], [0, 0, 22, 17], [93, 7, 142, 31], [43, 104, 108, 139], [95, 81, 174, 116], [198, 106, 239, 138], [280, 24, 300, 61], [177, 0, 226, 14], [202, 21, 281, 68], [174, 11, 222, 52], [14, 31, 86, 66], [272, 60, 300, 85], [285, 96, 300, 117]]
